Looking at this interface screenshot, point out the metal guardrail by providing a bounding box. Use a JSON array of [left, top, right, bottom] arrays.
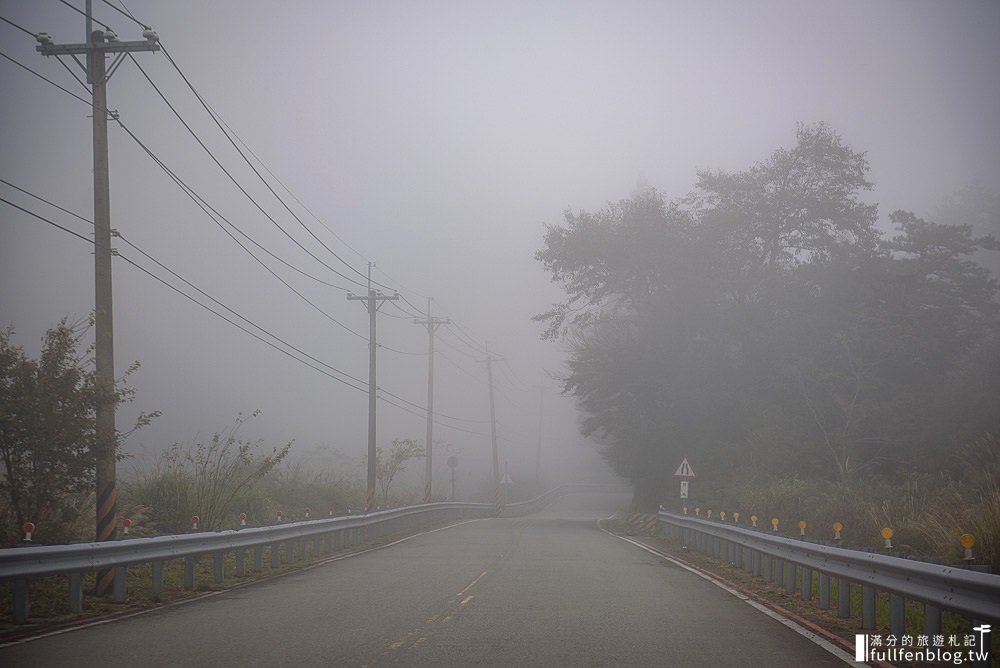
[[658, 510, 1000, 637], [0, 484, 591, 624]]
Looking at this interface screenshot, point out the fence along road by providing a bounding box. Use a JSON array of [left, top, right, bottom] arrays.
[[0, 489, 853, 667]]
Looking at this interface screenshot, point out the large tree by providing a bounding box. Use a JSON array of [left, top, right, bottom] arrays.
[[535, 125, 981, 509], [0, 319, 154, 544]]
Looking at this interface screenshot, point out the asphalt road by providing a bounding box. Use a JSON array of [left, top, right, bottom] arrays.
[[0, 490, 853, 666]]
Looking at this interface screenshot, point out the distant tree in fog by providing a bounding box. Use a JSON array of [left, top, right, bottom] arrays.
[[536, 123, 999, 510]]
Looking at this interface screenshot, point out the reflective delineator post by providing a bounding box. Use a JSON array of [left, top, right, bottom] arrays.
[[22, 522, 35, 542], [961, 533, 975, 562], [122, 518, 131, 535], [239, 512, 247, 527]]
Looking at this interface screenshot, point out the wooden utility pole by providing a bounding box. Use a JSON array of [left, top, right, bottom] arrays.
[[485, 344, 501, 514], [413, 298, 448, 503], [535, 384, 545, 484], [36, 2, 160, 597], [347, 263, 397, 512]]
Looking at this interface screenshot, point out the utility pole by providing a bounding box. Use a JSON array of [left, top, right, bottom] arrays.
[[413, 298, 448, 503], [485, 344, 501, 514], [36, 1, 159, 597], [347, 262, 397, 512], [535, 385, 545, 484]]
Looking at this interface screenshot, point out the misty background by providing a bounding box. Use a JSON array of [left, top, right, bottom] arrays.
[[2, 1, 998, 498]]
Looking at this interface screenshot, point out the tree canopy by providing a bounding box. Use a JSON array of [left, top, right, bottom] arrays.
[[536, 123, 999, 510], [0, 319, 156, 544]]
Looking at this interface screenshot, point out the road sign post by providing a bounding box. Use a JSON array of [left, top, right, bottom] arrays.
[[673, 457, 696, 506]]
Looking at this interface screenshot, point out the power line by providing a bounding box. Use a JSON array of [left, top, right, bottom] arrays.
[[55, 0, 112, 30], [0, 14, 38, 38], [155, 45, 373, 287], [1, 190, 370, 393], [100, 0, 148, 30], [0, 195, 91, 244], [0, 48, 91, 105], [110, 117, 369, 342], [0, 40, 368, 342], [126, 51, 369, 290]]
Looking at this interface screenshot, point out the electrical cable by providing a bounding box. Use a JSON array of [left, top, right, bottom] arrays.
[[2, 185, 482, 432], [1, 15, 37, 38], [101, 0, 148, 29], [126, 52, 369, 290], [56, 0, 113, 30], [110, 117, 369, 342], [0, 48, 90, 105], [155, 45, 374, 288]]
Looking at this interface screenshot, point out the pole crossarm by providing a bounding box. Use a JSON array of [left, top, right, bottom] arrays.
[[37, 39, 160, 57]]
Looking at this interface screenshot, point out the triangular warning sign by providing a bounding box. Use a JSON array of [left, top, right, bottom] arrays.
[[673, 458, 696, 478]]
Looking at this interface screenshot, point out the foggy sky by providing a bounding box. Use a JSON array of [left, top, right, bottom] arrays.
[[2, 1, 998, 494]]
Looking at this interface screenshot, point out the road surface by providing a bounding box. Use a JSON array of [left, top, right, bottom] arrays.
[[0, 490, 852, 666]]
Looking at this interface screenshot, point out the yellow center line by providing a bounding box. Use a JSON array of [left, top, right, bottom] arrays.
[[379, 570, 489, 659], [458, 570, 488, 597]]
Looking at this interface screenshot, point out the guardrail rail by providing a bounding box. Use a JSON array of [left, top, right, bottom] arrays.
[[658, 510, 1000, 639], [1, 486, 577, 624]]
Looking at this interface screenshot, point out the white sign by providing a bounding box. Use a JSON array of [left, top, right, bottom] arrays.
[[673, 457, 696, 478], [501, 472, 513, 484], [680, 480, 689, 499]]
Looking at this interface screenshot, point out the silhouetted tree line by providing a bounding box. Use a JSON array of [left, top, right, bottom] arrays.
[[536, 123, 999, 511]]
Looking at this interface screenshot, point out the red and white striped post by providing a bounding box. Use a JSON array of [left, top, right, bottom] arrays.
[[239, 512, 247, 527], [122, 518, 132, 535], [191, 515, 200, 531]]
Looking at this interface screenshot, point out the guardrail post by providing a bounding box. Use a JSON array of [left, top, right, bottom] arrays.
[[114, 565, 127, 602], [861, 585, 876, 630], [838, 579, 851, 618], [152, 560, 164, 593], [213, 552, 224, 583], [774, 558, 784, 586], [235, 548, 246, 577], [751, 550, 761, 577], [270, 542, 280, 568], [801, 566, 813, 601], [889, 593, 905, 637], [253, 545, 263, 572], [13, 577, 28, 624], [923, 604, 941, 637], [818, 572, 830, 609], [184, 556, 196, 590], [69, 572, 83, 612], [784, 561, 796, 594]]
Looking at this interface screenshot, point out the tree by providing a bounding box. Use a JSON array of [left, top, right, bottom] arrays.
[[536, 125, 890, 509], [374, 438, 423, 507], [0, 318, 155, 544], [536, 189, 733, 508]]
